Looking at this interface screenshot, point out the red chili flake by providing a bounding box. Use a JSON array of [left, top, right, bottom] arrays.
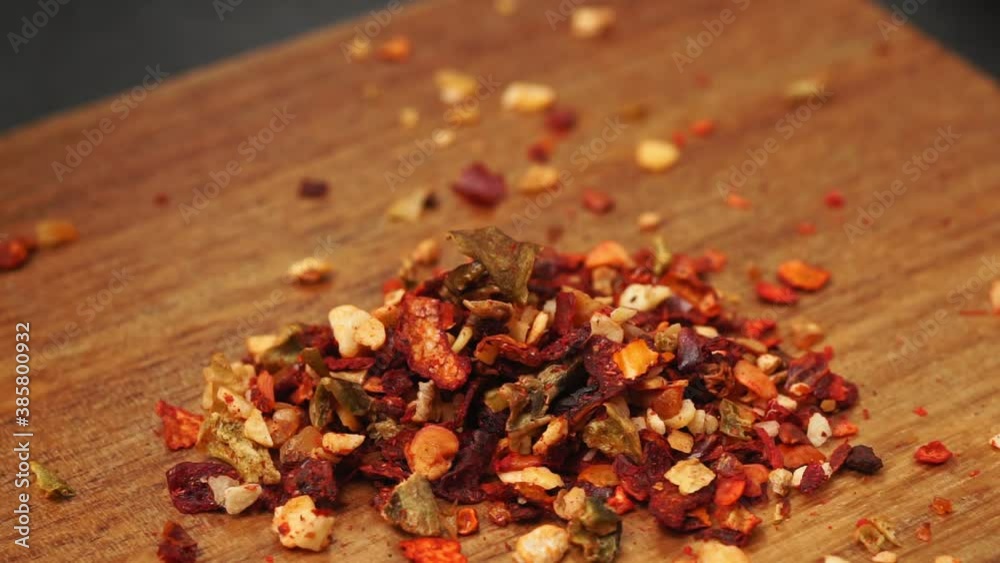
[[527, 137, 555, 163], [452, 162, 507, 207], [796, 221, 817, 236], [915, 440, 953, 465], [377, 35, 412, 62], [166, 462, 239, 514], [546, 224, 564, 244], [701, 249, 728, 272], [581, 189, 615, 215], [157, 521, 198, 563], [155, 400, 204, 451], [714, 476, 746, 506], [856, 518, 870, 528], [299, 178, 329, 198], [400, 537, 467, 563], [456, 507, 479, 536], [862, 408, 871, 420], [913, 406, 928, 417], [756, 281, 799, 305], [396, 295, 471, 391], [915, 521, 932, 542], [930, 496, 953, 515], [958, 309, 989, 316], [0, 238, 32, 271], [545, 108, 577, 134], [725, 193, 751, 210], [154, 193, 170, 206], [607, 485, 636, 515], [824, 189, 845, 208], [778, 444, 826, 468], [672, 131, 687, 148], [798, 462, 828, 494], [776, 260, 831, 291], [694, 72, 711, 88], [969, 469, 981, 478], [689, 119, 715, 137]]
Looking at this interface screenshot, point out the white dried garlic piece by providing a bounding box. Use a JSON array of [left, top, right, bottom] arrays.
[[663, 399, 696, 430], [223, 483, 262, 515], [244, 409, 274, 447], [756, 353, 782, 374], [217, 387, 254, 419], [498, 467, 565, 490], [287, 257, 333, 284], [571, 6, 616, 39], [636, 140, 680, 172], [553, 487, 587, 521], [668, 430, 694, 453], [434, 69, 479, 104], [806, 412, 832, 447], [664, 459, 715, 494], [619, 283, 672, 312], [502, 82, 556, 113], [768, 468, 793, 496], [328, 305, 386, 358], [533, 417, 569, 455], [272, 495, 335, 551], [321, 432, 365, 457], [207, 475, 240, 506], [589, 313, 624, 343], [514, 523, 571, 563]]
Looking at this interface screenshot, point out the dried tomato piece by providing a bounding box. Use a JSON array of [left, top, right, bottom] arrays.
[[397, 296, 471, 391], [166, 462, 239, 514], [756, 281, 799, 304], [456, 507, 479, 535], [777, 260, 831, 291], [649, 482, 713, 531], [778, 444, 826, 469], [828, 441, 852, 473], [929, 496, 953, 515], [452, 162, 507, 207], [824, 189, 845, 208], [915, 521, 932, 542], [545, 108, 578, 134], [282, 458, 338, 508], [157, 521, 198, 563], [0, 238, 32, 270], [400, 537, 467, 563], [713, 476, 746, 506], [915, 440, 953, 465], [798, 462, 828, 494], [843, 445, 883, 474], [155, 400, 204, 451]]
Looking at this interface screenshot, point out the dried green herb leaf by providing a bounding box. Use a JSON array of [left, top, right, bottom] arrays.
[[380, 473, 442, 536], [500, 363, 574, 432], [719, 399, 755, 440], [569, 499, 622, 563], [652, 235, 672, 276], [304, 348, 371, 421], [198, 413, 280, 484], [448, 227, 541, 304], [310, 377, 335, 429], [444, 261, 488, 297], [582, 400, 642, 462], [29, 461, 75, 499], [259, 324, 305, 371]]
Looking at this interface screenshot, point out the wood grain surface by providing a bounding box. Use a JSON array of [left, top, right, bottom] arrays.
[[1, 0, 998, 561]]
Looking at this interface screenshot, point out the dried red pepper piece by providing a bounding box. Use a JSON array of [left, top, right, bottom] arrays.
[[545, 107, 578, 134], [452, 162, 507, 207], [155, 400, 204, 451], [582, 188, 615, 215], [166, 462, 239, 514], [798, 462, 828, 494], [400, 537, 467, 563], [824, 189, 846, 209], [0, 237, 32, 271], [915, 440, 953, 465], [776, 260, 831, 291], [397, 296, 471, 391], [157, 521, 198, 563], [756, 281, 799, 304]]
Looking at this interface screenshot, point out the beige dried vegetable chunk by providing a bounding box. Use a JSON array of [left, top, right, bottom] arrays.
[[328, 305, 386, 358], [223, 483, 262, 515], [518, 165, 560, 193], [533, 417, 569, 455], [636, 140, 680, 172], [434, 69, 479, 104], [619, 283, 672, 312], [244, 409, 274, 447], [498, 467, 565, 490], [514, 524, 571, 563], [405, 425, 459, 481], [502, 82, 557, 113], [36, 219, 79, 248], [387, 187, 433, 222], [399, 107, 420, 129], [554, 487, 587, 521], [217, 387, 254, 419], [806, 412, 832, 447], [287, 257, 333, 284], [637, 211, 663, 232], [571, 6, 616, 38], [411, 238, 441, 266], [768, 468, 793, 496], [667, 430, 694, 454], [321, 432, 365, 457], [673, 540, 751, 563], [665, 458, 715, 494], [872, 552, 897, 563], [272, 495, 335, 551]]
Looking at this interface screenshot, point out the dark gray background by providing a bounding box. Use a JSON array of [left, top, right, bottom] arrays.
[[0, 0, 996, 133]]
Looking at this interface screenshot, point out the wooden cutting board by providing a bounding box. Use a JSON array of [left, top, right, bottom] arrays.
[[1, 0, 998, 561]]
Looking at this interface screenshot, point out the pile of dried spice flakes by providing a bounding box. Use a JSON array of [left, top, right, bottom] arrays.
[[156, 227, 887, 563]]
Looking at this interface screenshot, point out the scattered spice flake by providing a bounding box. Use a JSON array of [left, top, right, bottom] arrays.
[[796, 221, 817, 236], [968, 469, 981, 477], [636, 139, 680, 172], [502, 82, 557, 113], [29, 461, 76, 499], [824, 189, 846, 209], [582, 189, 615, 215], [694, 72, 712, 88], [448, 227, 540, 304], [916, 521, 932, 542], [345, 37, 371, 62], [991, 280, 1000, 314], [0, 238, 32, 271], [445, 105, 480, 127], [637, 212, 663, 232], [756, 281, 799, 305], [689, 119, 715, 137], [154, 193, 170, 206], [155, 400, 204, 450], [434, 69, 479, 104], [527, 137, 556, 163], [786, 77, 828, 104], [494, 0, 517, 16], [777, 260, 831, 291], [517, 165, 560, 194], [399, 107, 420, 129], [400, 537, 467, 563], [913, 406, 928, 417], [929, 496, 953, 516], [618, 102, 648, 122], [915, 440, 953, 465], [157, 521, 198, 563], [854, 516, 901, 555], [299, 178, 328, 198], [397, 296, 471, 391], [35, 219, 78, 248], [545, 108, 577, 134], [433, 129, 456, 148], [387, 187, 435, 222], [725, 193, 751, 210], [992, 433, 1000, 449], [452, 162, 507, 207], [287, 257, 334, 285], [377, 36, 412, 62], [456, 507, 480, 536], [571, 6, 616, 38], [671, 131, 687, 148]]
